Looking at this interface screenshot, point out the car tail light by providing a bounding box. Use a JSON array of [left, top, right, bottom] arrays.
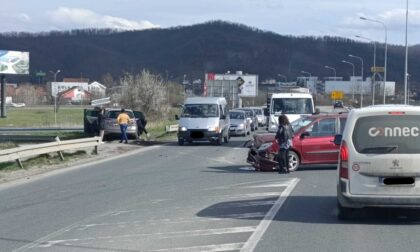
[[339, 140, 349, 179]]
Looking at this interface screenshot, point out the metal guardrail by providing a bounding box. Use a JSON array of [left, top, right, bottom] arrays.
[[0, 127, 83, 132], [0, 136, 102, 169], [0, 135, 58, 142]]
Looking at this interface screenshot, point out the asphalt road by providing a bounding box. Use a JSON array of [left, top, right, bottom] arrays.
[[1, 128, 420, 252]]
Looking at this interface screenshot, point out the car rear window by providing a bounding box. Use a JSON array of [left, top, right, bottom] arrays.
[[253, 109, 262, 115], [352, 115, 420, 154], [106, 110, 135, 119]]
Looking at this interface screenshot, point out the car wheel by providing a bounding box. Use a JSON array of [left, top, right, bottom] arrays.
[[288, 150, 300, 172], [178, 138, 184, 146]]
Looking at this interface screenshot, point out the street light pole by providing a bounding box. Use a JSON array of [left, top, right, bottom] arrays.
[[348, 54, 364, 107], [360, 16, 387, 104], [324, 65, 336, 79], [49, 70, 61, 126], [356, 35, 377, 105], [342, 60, 355, 101], [404, 0, 409, 105]]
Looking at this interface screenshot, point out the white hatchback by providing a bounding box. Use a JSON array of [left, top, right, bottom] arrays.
[[335, 105, 420, 219]]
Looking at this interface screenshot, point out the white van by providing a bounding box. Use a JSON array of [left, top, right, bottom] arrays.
[[176, 97, 230, 145], [335, 105, 420, 219], [268, 92, 315, 132]]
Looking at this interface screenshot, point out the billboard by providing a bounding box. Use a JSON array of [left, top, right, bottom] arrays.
[[206, 73, 258, 97], [0, 50, 30, 75]]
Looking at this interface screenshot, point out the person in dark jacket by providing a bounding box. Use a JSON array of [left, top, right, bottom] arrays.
[[275, 114, 293, 173], [136, 111, 150, 140]]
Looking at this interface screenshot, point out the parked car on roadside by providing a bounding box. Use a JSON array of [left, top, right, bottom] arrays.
[[102, 108, 138, 140], [229, 110, 251, 136], [247, 112, 348, 172], [84, 107, 140, 140]]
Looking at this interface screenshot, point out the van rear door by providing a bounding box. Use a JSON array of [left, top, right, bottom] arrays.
[[349, 113, 420, 196]]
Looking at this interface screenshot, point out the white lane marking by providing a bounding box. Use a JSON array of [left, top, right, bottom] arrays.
[[206, 179, 286, 190], [219, 192, 282, 199], [239, 167, 255, 171], [244, 182, 291, 188], [37, 226, 257, 247], [75, 212, 267, 230], [13, 211, 114, 252], [240, 178, 299, 252], [207, 157, 237, 165], [147, 242, 245, 252], [210, 200, 276, 208]]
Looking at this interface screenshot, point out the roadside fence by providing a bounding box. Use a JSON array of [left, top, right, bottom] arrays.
[[0, 136, 102, 169]]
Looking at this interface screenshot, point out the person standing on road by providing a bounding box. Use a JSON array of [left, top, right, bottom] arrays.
[[97, 108, 105, 139], [117, 108, 130, 144], [275, 114, 293, 173], [136, 111, 150, 141]]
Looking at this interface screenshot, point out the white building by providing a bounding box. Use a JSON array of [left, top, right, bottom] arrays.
[[325, 77, 395, 97], [88, 81, 107, 97], [48, 82, 89, 97]]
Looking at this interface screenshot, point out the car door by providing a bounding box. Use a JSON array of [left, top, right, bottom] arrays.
[[299, 117, 339, 164]]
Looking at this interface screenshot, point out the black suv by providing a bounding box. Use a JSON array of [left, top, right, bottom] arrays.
[[333, 100, 344, 109]]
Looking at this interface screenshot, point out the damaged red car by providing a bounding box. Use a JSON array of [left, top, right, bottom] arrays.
[[247, 113, 347, 172]]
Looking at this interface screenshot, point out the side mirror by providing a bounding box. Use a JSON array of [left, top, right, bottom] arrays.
[[220, 114, 226, 120], [175, 115, 179, 120], [300, 131, 310, 139], [313, 108, 321, 115], [333, 134, 342, 145]]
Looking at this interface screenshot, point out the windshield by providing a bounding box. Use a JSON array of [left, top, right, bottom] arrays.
[[181, 104, 219, 118], [291, 116, 315, 132], [353, 115, 420, 154], [253, 109, 262, 115], [229, 111, 245, 119], [271, 98, 314, 115]]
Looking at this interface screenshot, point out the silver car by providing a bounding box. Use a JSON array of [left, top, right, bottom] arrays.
[[229, 110, 251, 136], [103, 108, 138, 140]]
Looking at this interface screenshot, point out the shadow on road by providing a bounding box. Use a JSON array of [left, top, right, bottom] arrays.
[[197, 195, 420, 225]]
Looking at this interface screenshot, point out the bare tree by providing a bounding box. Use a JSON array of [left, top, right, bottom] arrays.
[[15, 84, 43, 105], [119, 70, 170, 120]]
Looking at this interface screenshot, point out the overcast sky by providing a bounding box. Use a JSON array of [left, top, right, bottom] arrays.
[[4, 0, 420, 45]]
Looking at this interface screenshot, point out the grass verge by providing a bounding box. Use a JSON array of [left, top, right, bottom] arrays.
[[0, 150, 87, 172]]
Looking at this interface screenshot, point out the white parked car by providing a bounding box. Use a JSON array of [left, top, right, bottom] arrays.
[[335, 105, 420, 219]]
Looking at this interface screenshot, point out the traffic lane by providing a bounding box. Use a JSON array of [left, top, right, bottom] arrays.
[[254, 165, 420, 252], [4, 133, 283, 251]]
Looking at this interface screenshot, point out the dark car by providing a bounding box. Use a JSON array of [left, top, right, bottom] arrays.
[[333, 100, 344, 109], [247, 113, 348, 172]]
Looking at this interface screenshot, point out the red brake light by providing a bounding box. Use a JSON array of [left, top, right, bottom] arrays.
[[340, 141, 348, 161], [339, 141, 349, 179], [388, 111, 405, 115]]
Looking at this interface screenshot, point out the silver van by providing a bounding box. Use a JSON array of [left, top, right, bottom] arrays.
[[176, 97, 230, 145], [335, 105, 420, 219]]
